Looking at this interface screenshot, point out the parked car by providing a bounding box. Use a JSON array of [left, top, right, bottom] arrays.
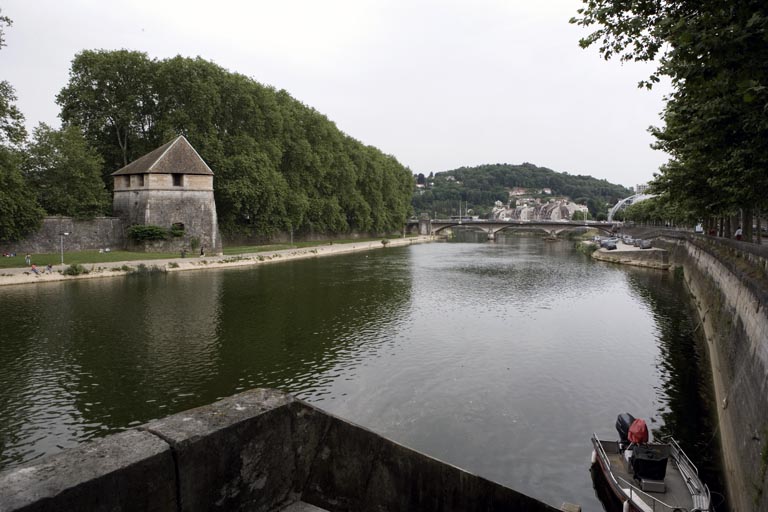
[[633, 239, 642, 247], [640, 239, 653, 249], [600, 237, 619, 248]]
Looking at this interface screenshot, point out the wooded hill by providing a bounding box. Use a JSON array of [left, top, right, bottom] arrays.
[[412, 163, 632, 220]]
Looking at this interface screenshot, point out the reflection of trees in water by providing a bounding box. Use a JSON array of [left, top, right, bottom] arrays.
[[214, 251, 412, 399], [0, 273, 225, 469], [0, 252, 412, 471], [624, 270, 728, 511]]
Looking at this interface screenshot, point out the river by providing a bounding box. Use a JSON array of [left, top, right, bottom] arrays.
[[0, 235, 726, 510]]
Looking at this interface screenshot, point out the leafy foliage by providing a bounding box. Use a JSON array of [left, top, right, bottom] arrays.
[[413, 163, 631, 219], [127, 225, 170, 241], [0, 146, 45, 241], [0, 12, 45, 242], [57, 52, 414, 237], [63, 263, 89, 276], [573, 1, 768, 232], [0, 8, 11, 51], [23, 124, 110, 218]]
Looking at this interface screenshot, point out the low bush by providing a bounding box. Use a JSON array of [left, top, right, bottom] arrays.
[[127, 225, 169, 242], [63, 264, 89, 276]]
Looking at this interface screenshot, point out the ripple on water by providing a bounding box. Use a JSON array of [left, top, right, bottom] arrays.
[[0, 241, 725, 511]]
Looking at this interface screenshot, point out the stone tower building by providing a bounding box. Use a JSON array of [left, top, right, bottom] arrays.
[[111, 136, 220, 253]]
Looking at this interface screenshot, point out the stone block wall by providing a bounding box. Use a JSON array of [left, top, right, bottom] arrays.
[[0, 217, 125, 255], [0, 389, 562, 512], [662, 237, 768, 512]]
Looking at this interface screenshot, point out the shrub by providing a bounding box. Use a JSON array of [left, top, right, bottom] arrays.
[[169, 223, 185, 238], [63, 264, 89, 276], [129, 264, 165, 275], [127, 225, 169, 242]]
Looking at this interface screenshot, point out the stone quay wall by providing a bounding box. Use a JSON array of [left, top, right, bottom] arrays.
[[656, 234, 768, 512], [0, 388, 562, 512]]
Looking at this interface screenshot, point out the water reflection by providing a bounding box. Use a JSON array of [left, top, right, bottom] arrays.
[[623, 270, 728, 511], [0, 252, 412, 469]]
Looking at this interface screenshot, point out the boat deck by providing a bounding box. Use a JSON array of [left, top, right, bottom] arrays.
[[603, 447, 693, 511]]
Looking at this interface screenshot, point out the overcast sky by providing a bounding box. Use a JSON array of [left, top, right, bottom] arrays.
[[1, 0, 670, 189]]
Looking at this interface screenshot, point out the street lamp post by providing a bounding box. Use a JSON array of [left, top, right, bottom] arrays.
[[59, 232, 70, 265]]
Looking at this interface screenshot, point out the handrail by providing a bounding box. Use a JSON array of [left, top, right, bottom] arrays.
[[669, 438, 711, 508], [669, 439, 698, 475], [615, 475, 685, 512], [593, 434, 699, 512]]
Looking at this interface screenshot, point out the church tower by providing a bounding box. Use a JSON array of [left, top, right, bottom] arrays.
[[111, 136, 220, 253]]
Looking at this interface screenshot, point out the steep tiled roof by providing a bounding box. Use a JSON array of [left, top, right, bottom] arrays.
[[111, 136, 214, 176]]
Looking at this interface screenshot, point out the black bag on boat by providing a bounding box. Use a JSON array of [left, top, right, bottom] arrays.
[[631, 444, 669, 481]]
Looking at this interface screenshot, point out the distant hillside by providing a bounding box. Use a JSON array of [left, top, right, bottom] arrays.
[[412, 163, 632, 220]]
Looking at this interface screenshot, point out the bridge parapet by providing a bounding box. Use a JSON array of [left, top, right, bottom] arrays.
[[426, 219, 617, 237]]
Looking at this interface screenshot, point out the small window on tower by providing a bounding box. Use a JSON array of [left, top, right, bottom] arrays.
[[173, 174, 183, 187], [138, 174, 145, 187], [124, 176, 130, 187]]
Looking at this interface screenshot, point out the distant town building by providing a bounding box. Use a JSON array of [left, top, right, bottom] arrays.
[[636, 183, 649, 194], [492, 198, 586, 221]]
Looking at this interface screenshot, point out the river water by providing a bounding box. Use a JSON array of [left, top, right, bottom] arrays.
[[0, 236, 725, 510]]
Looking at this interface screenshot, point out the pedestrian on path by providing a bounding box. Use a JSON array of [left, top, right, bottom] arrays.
[[735, 226, 743, 241], [25, 254, 31, 266]]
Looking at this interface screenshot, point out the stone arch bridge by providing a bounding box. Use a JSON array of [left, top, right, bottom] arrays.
[[406, 219, 619, 239]]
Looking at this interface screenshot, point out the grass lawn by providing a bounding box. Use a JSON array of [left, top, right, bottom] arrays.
[[0, 250, 179, 269], [0, 235, 414, 269]]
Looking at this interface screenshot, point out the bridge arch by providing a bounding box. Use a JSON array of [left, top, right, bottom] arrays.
[[608, 193, 655, 222]]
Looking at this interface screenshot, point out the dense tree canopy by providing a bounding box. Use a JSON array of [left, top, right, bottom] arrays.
[[413, 163, 631, 219], [572, 1, 768, 235], [23, 124, 110, 218], [57, 51, 414, 237]]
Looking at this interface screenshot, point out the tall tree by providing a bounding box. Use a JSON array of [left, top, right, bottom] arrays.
[[23, 124, 110, 218], [57, 50, 158, 176], [56, 51, 415, 237], [0, 10, 45, 242], [572, 1, 768, 229]]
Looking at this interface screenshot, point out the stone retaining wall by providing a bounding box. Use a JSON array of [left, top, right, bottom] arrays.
[[0, 217, 125, 255], [0, 389, 561, 512], [659, 237, 768, 512]]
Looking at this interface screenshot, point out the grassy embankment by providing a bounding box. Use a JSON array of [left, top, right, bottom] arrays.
[[0, 236, 415, 270]]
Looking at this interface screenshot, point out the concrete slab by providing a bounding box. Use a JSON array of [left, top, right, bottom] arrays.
[[143, 388, 327, 512], [0, 429, 176, 512]]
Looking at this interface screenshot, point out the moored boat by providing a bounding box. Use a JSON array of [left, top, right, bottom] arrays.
[[591, 413, 711, 512]]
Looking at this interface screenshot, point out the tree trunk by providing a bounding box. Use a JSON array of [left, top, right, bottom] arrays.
[[743, 208, 753, 243], [757, 210, 762, 245]]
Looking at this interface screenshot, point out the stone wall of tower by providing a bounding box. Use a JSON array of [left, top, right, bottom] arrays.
[[112, 174, 219, 253]]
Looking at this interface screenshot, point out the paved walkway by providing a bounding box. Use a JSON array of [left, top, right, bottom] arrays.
[[0, 236, 435, 287]]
